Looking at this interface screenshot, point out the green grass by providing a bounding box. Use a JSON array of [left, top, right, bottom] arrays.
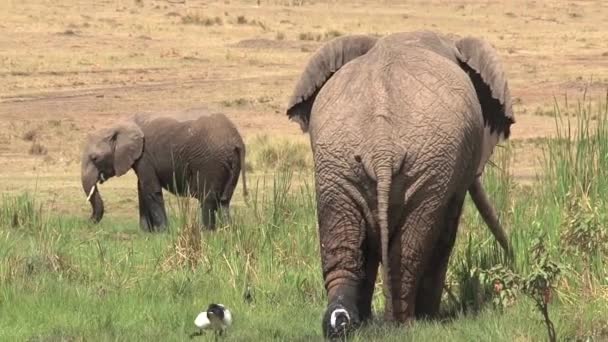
[[2, 97, 608, 340]]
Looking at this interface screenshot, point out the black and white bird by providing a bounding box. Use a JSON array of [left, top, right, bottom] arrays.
[[190, 303, 232, 338]]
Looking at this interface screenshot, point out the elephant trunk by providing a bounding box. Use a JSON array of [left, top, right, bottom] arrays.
[[81, 163, 104, 223], [469, 177, 512, 258]]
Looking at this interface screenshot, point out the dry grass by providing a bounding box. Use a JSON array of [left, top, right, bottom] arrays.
[[22, 129, 38, 142], [28, 142, 48, 155], [181, 13, 223, 26], [161, 194, 204, 272], [0, 0, 607, 214]]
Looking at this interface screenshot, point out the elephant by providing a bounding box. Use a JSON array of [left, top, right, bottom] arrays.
[[285, 30, 514, 338], [81, 109, 248, 231]]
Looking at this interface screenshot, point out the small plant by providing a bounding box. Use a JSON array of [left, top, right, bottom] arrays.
[[462, 234, 563, 342], [523, 236, 564, 342], [561, 191, 608, 258], [22, 129, 38, 141], [477, 264, 521, 311], [284, 0, 306, 5], [298, 30, 342, 42], [221, 98, 250, 107], [29, 142, 48, 155], [324, 29, 343, 40], [298, 32, 320, 41], [236, 15, 248, 24], [275, 31, 285, 40], [181, 14, 223, 26], [48, 120, 65, 128]]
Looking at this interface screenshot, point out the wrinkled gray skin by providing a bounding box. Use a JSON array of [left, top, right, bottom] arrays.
[[81, 111, 248, 231], [285, 30, 515, 338]]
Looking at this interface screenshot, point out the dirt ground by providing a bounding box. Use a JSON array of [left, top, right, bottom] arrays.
[[1, 0, 607, 214]]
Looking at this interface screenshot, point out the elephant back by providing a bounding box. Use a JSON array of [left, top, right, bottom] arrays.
[[378, 31, 461, 64]]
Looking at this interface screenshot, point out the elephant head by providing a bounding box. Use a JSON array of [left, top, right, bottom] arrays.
[[81, 121, 144, 222]]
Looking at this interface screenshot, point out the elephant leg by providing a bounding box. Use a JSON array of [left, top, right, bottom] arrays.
[[358, 238, 379, 322], [218, 164, 241, 224], [318, 184, 369, 338], [134, 160, 168, 232], [415, 193, 466, 319], [389, 181, 450, 323], [218, 200, 231, 223], [201, 195, 218, 230], [137, 181, 168, 232]]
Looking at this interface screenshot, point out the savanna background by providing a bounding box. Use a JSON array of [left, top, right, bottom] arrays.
[[1, 0, 607, 340]]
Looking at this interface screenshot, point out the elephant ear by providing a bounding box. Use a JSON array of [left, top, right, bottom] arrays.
[[456, 36, 515, 139], [112, 121, 144, 176], [286, 35, 378, 132]]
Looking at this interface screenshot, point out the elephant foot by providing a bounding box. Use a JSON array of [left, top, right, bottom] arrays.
[[140, 221, 167, 233], [151, 224, 167, 233], [139, 214, 168, 233], [322, 299, 360, 339]]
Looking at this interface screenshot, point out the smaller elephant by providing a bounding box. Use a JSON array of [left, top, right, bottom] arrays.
[[81, 110, 248, 231]]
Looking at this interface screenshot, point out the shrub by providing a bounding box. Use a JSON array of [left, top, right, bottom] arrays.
[[22, 129, 38, 141], [29, 142, 48, 155], [561, 191, 608, 258], [181, 14, 223, 26], [236, 15, 248, 24], [298, 32, 320, 41], [247, 135, 312, 172]]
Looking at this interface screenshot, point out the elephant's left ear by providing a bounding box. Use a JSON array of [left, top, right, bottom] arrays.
[[456, 37, 515, 139], [113, 122, 144, 176]]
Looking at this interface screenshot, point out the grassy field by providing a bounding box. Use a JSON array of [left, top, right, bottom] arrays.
[[1, 0, 608, 340], [2, 103, 608, 341]]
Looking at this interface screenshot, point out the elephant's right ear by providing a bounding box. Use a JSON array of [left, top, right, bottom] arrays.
[[286, 35, 378, 132], [112, 122, 144, 176], [455, 37, 515, 139]]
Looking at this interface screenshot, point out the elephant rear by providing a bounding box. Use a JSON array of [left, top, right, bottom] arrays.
[[186, 113, 247, 203]]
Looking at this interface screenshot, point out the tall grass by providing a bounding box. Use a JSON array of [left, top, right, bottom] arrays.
[[542, 93, 608, 287], [544, 92, 608, 203]]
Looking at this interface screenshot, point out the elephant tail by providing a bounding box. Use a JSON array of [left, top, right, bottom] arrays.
[[375, 163, 393, 321]]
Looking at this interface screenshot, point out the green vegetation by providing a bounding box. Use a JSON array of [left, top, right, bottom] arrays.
[[1, 97, 608, 340], [246, 134, 312, 172]]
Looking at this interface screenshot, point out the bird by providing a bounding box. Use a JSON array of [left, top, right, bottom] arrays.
[[190, 303, 232, 338]]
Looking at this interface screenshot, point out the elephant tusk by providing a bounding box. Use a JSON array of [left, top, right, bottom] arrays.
[[86, 184, 97, 202], [100, 173, 106, 182]]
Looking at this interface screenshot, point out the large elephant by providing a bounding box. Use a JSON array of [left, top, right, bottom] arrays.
[[285, 30, 514, 337], [81, 110, 248, 231]]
